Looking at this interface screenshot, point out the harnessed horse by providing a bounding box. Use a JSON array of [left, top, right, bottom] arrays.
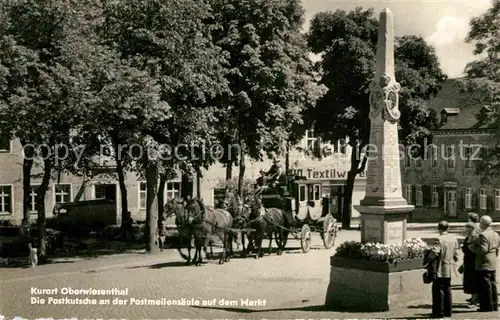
[[248, 194, 292, 258], [164, 198, 196, 264], [185, 197, 234, 265]]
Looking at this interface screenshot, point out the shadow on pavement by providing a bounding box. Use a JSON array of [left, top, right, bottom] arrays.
[[0, 258, 75, 268], [191, 305, 328, 313], [125, 260, 215, 269], [407, 303, 471, 309], [192, 304, 436, 314], [387, 316, 433, 319]]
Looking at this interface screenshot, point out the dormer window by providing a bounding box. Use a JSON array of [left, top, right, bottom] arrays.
[[440, 108, 460, 125]]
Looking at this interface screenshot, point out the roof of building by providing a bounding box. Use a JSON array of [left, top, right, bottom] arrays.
[[427, 78, 492, 131]]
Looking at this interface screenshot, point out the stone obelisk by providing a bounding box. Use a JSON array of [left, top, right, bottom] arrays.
[[353, 8, 414, 245]]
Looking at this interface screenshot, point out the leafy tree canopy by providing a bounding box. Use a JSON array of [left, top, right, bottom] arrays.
[[308, 7, 446, 154], [209, 0, 326, 164], [460, 0, 500, 178]]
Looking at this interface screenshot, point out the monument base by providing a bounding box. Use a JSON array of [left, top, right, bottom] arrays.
[[354, 203, 414, 244], [325, 256, 427, 312]]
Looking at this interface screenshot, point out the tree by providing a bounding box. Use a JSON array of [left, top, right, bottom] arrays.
[[459, 0, 500, 179], [0, 0, 98, 259], [209, 0, 326, 195], [308, 7, 446, 228], [98, 0, 229, 252]]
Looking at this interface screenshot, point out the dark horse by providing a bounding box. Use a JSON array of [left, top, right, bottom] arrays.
[[248, 195, 292, 258], [164, 197, 196, 264], [185, 197, 234, 265], [220, 193, 256, 257]]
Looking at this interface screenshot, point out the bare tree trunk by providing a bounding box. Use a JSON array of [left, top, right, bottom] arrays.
[[158, 174, 166, 216], [238, 152, 245, 198], [285, 143, 290, 176], [226, 164, 232, 180], [181, 172, 193, 199], [22, 143, 34, 223], [341, 142, 367, 229], [36, 157, 52, 262], [116, 156, 128, 228], [342, 170, 356, 230], [196, 167, 201, 198], [144, 161, 159, 253]]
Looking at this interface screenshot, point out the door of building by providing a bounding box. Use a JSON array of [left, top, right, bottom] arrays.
[[327, 185, 344, 221], [446, 190, 457, 217]]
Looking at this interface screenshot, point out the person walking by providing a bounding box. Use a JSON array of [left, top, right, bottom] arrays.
[[431, 221, 459, 318], [461, 222, 478, 306], [469, 215, 500, 312]]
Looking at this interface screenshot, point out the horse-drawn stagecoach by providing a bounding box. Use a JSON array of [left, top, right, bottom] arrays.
[[257, 174, 338, 253], [166, 172, 339, 265]]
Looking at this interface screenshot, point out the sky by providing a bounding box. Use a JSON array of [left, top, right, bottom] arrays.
[[301, 0, 492, 78]]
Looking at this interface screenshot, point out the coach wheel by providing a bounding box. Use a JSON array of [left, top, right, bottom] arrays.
[[300, 224, 311, 253], [322, 214, 337, 249]]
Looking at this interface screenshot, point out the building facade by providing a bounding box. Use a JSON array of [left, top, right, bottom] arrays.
[[0, 138, 183, 224], [0, 130, 367, 224], [401, 79, 500, 222]]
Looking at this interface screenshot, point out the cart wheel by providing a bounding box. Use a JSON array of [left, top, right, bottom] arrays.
[[300, 224, 311, 253], [322, 214, 337, 249]]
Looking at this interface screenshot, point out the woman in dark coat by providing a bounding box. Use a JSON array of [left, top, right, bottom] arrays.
[[462, 222, 478, 305]]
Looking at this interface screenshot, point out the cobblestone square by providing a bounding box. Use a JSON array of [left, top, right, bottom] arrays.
[[1, 230, 498, 319]]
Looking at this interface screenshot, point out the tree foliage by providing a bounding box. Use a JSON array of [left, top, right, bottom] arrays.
[[0, 0, 99, 258], [96, 0, 231, 251], [461, 0, 500, 178], [208, 0, 325, 192]]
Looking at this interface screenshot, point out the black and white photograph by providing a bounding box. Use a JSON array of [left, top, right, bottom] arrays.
[[0, 0, 499, 319]]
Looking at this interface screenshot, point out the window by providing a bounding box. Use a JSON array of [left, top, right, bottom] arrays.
[[404, 150, 411, 167], [416, 185, 423, 206], [480, 188, 487, 210], [446, 146, 455, 168], [464, 146, 472, 168], [334, 139, 347, 154], [431, 186, 439, 208], [95, 185, 107, 199], [339, 139, 347, 154], [213, 188, 226, 208], [464, 188, 472, 209], [495, 189, 500, 211], [139, 182, 147, 210], [0, 134, 10, 152], [29, 185, 40, 214], [428, 145, 438, 168], [415, 157, 422, 168], [314, 184, 321, 200], [54, 184, 71, 204], [0, 185, 12, 214], [305, 129, 317, 150], [405, 184, 412, 204], [166, 182, 181, 201], [299, 185, 306, 202]]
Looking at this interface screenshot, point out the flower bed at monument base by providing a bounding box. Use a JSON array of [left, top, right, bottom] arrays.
[[324, 238, 429, 312]]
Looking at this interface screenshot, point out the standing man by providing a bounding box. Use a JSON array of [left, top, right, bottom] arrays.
[[432, 221, 459, 318], [469, 215, 499, 312]]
